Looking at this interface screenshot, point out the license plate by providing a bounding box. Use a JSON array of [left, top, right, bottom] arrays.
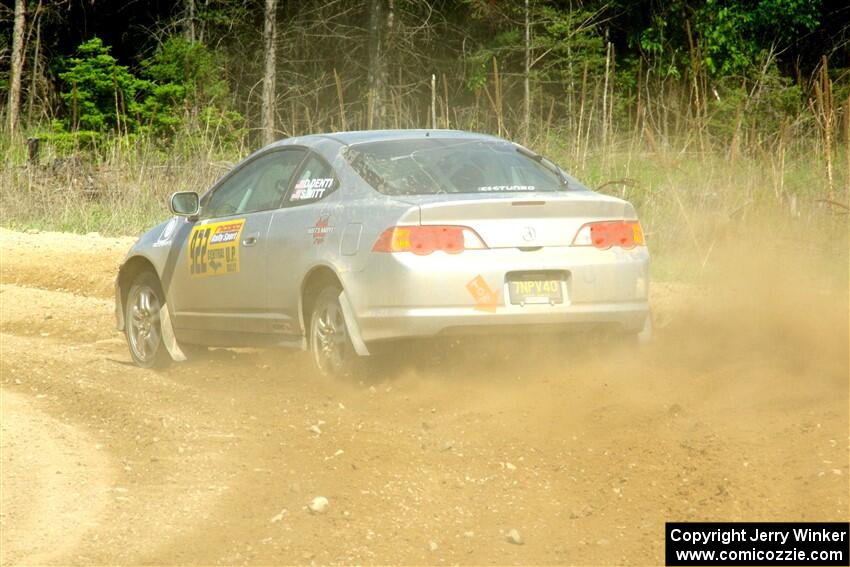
[[508, 277, 563, 305]]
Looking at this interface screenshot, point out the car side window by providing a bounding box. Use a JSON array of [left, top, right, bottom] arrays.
[[287, 153, 338, 205], [202, 149, 305, 218]]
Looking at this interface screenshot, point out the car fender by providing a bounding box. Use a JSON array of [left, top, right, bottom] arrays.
[[338, 289, 370, 356], [115, 251, 162, 331], [299, 262, 370, 357], [158, 302, 187, 361], [116, 217, 191, 362]]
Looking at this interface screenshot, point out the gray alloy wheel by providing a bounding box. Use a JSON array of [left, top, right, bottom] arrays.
[[309, 286, 358, 378], [125, 272, 171, 368]]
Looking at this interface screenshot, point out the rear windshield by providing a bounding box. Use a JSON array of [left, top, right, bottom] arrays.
[[344, 138, 576, 196]]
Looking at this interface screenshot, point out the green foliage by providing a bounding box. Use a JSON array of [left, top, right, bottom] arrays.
[[697, 0, 755, 75], [696, 0, 820, 76], [58, 38, 149, 132], [43, 122, 105, 154], [150, 38, 244, 148], [138, 37, 237, 139], [166, 106, 246, 157], [138, 82, 186, 136], [141, 37, 229, 108], [51, 35, 242, 150], [464, 28, 522, 92], [463, 1, 605, 97], [9, 0, 844, 174], [709, 78, 801, 140], [633, 0, 820, 78], [754, 0, 819, 41], [535, 4, 605, 90]]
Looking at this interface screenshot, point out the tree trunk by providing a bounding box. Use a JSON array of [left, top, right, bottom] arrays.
[[199, 0, 210, 43], [383, 0, 393, 127], [430, 74, 436, 129], [7, 0, 27, 134], [367, 0, 386, 129], [523, 0, 531, 144], [185, 0, 196, 43], [601, 28, 611, 149], [261, 0, 277, 145], [27, 1, 43, 122]]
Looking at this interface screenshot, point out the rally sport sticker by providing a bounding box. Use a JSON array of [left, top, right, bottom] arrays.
[[187, 219, 245, 277]]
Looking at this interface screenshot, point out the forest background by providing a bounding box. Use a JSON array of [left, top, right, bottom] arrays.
[[1, 0, 848, 279]]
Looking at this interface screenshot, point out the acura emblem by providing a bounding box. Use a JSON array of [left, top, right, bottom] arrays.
[[521, 227, 536, 241]]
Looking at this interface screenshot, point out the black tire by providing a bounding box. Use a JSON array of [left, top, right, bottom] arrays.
[[309, 285, 360, 378], [125, 271, 172, 369]]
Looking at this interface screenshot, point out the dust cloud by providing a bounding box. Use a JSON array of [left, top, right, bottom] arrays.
[[1, 216, 847, 565]]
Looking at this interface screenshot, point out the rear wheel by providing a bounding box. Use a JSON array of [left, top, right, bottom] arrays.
[[125, 272, 171, 368], [309, 285, 359, 378]]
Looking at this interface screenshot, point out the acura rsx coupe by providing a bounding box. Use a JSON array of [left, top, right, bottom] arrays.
[[115, 130, 651, 376]]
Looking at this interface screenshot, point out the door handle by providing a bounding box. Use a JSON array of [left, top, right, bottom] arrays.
[[242, 232, 260, 247]]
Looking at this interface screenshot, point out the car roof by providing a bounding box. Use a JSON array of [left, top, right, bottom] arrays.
[[272, 129, 504, 148]]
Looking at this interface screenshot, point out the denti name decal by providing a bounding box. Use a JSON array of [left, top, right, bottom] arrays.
[[292, 178, 334, 200]]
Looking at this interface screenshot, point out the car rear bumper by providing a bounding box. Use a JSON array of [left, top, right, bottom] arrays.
[[345, 246, 650, 343], [356, 301, 649, 341]]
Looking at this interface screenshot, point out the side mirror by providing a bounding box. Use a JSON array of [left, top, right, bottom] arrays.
[[169, 192, 200, 217]]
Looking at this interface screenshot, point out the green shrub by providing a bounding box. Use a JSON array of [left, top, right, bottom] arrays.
[[52, 36, 242, 149], [58, 38, 149, 133], [141, 36, 229, 108]]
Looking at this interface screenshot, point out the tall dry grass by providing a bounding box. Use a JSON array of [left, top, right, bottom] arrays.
[[0, 131, 243, 236]]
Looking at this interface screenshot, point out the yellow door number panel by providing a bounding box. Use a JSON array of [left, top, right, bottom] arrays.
[[188, 219, 245, 277]]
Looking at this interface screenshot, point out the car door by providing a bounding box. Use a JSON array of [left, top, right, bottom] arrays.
[[266, 151, 342, 336], [170, 148, 306, 335]]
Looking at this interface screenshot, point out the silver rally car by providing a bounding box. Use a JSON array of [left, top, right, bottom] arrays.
[[116, 130, 651, 376]]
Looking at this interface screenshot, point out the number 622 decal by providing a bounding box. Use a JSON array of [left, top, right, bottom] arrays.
[[187, 219, 245, 277]]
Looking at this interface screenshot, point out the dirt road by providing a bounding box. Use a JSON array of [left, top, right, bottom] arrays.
[[1, 228, 847, 565]]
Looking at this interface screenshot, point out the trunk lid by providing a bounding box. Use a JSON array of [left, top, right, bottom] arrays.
[[401, 192, 635, 248]]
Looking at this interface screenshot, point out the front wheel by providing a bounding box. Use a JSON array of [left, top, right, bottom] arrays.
[[309, 285, 360, 378], [125, 272, 171, 369]]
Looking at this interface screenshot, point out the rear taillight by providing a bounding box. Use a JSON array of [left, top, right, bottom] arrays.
[[572, 221, 645, 249], [372, 226, 487, 255]]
